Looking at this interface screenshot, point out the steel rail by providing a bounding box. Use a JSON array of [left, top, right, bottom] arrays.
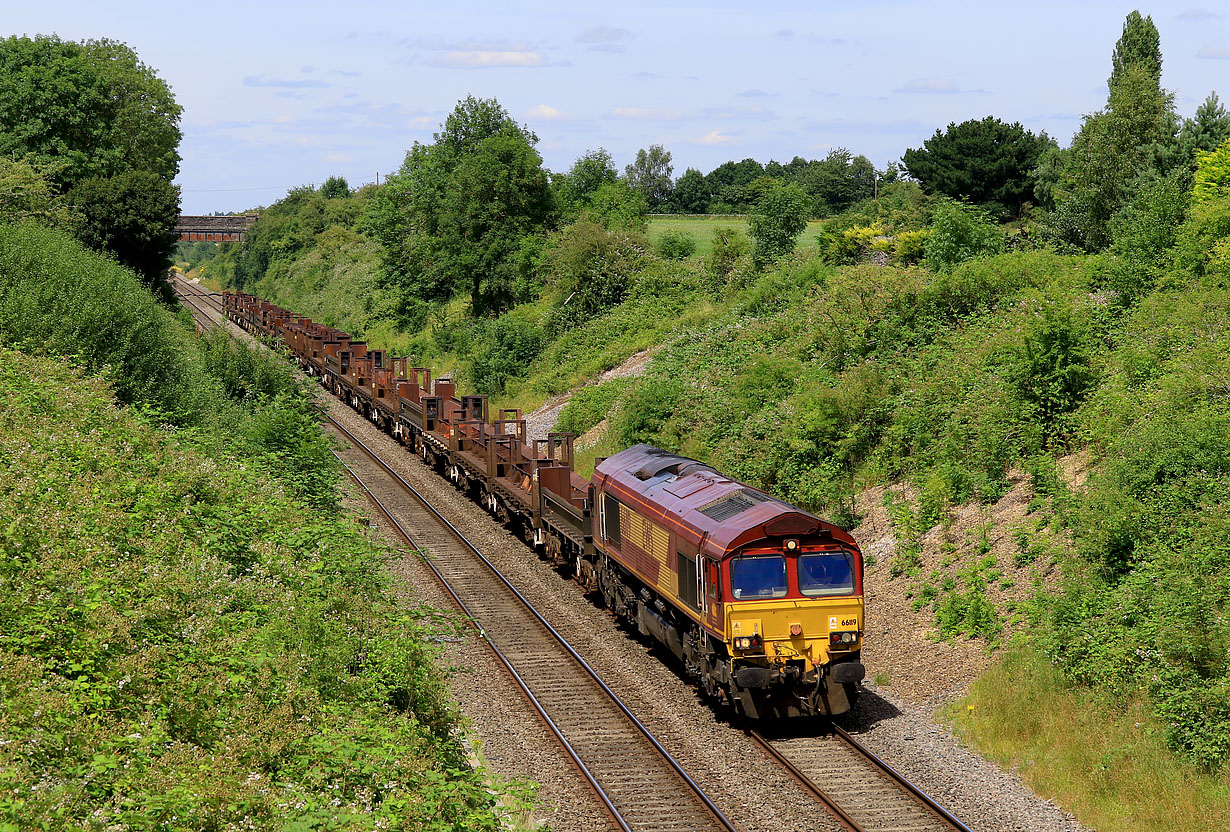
[[334, 454, 634, 832], [174, 288, 221, 331], [324, 411, 740, 832], [745, 729, 860, 831], [172, 276, 224, 330], [833, 725, 974, 832], [747, 725, 972, 832]]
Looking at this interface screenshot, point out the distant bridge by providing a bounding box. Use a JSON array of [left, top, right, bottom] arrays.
[[175, 214, 259, 243]]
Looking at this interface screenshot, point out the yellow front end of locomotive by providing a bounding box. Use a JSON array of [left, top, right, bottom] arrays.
[[726, 596, 864, 671]]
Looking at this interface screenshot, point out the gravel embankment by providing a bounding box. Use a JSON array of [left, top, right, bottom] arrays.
[[849, 685, 1085, 832]]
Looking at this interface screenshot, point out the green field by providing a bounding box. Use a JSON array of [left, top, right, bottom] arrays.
[[647, 214, 825, 258]]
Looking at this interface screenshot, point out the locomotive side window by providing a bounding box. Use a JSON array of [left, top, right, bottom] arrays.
[[731, 556, 788, 600], [677, 552, 700, 611], [602, 493, 622, 547], [798, 551, 856, 596]]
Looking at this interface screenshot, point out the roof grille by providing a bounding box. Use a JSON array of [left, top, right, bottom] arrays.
[[698, 489, 771, 522]]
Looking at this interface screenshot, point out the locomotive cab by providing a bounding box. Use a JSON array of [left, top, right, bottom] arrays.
[[592, 444, 868, 720], [723, 540, 865, 719]]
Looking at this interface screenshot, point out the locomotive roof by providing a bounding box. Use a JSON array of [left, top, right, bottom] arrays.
[[594, 444, 857, 556]]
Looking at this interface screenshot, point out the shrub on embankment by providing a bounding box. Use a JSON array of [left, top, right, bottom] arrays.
[[0, 224, 521, 828], [0, 221, 337, 507]]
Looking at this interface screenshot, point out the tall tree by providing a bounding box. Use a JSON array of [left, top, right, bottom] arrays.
[[791, 149, 877, 215], [367, 96, 554, 319], [705, 158, 764, 210], [70, 170, 182, 303], [0, 156, 80, 231], [1109, 10, 1162, 94], [0, 35, 182, 292], [673, 168, 709, 213], [1177, 93, 1230, 165], [1047, 11, 1177, 251], [903, 117, 1055, 218], [748, 179, 810, 267], [320, 175, 350, 199], [555, 148, 617, 213], [624, 145, 674, 210]]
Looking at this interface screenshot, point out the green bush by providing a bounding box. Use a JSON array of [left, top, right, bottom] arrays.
[[748, 179, 810, 268], [467, 314, 545, 394], [821, 223, 883, 264], [1174, 196, 1230, 276], [1004, 300, 1096, 446], [556, 377, 632, 435], [705, 225, 752, 285], [0, 222, 209, 421], [542, 218, 648, 334], [611, 375, 686, 447], [656, 228, 697, 260], [894, 229, 930, 265], [924, 199, 1005, 272]]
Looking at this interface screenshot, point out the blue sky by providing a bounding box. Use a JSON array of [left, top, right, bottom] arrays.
[[9, 2, 1230, 213]]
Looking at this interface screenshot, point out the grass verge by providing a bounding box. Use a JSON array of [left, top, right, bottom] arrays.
[[945, 649, 1230, 832]]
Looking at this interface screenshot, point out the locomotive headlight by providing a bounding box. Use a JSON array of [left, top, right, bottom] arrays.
[[785, 538, 799, 551], [734, 637, 752, 650], [830, 631, 859, 646]]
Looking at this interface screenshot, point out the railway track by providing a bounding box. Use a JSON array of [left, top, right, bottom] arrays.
[[750, 727, 973, 832], [179, 282, 980, 832], [171, 274, 225, 329], [324, 414, 739, 832]]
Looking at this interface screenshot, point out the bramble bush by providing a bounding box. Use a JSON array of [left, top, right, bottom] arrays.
[[467, 313, 545, 394], [542, 218, 648, 334]]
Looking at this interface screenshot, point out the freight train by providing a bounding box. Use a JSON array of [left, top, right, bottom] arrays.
[[224, 292, 866, 719]]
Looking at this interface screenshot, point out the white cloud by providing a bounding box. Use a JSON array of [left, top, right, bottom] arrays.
[[895, 78, 961, 94], [611, 106, 684, 120], [527, 104, 565, 119], [1196, 40, 1230, 58], [408, 115, 436, 128], [577, 24, 632, 43], [1179, 9, 1218, 21], [325, 152, 354, 163], [433, 50, 545, 68], [701, 129, 735, 145], [576, 24, 632, 52]]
